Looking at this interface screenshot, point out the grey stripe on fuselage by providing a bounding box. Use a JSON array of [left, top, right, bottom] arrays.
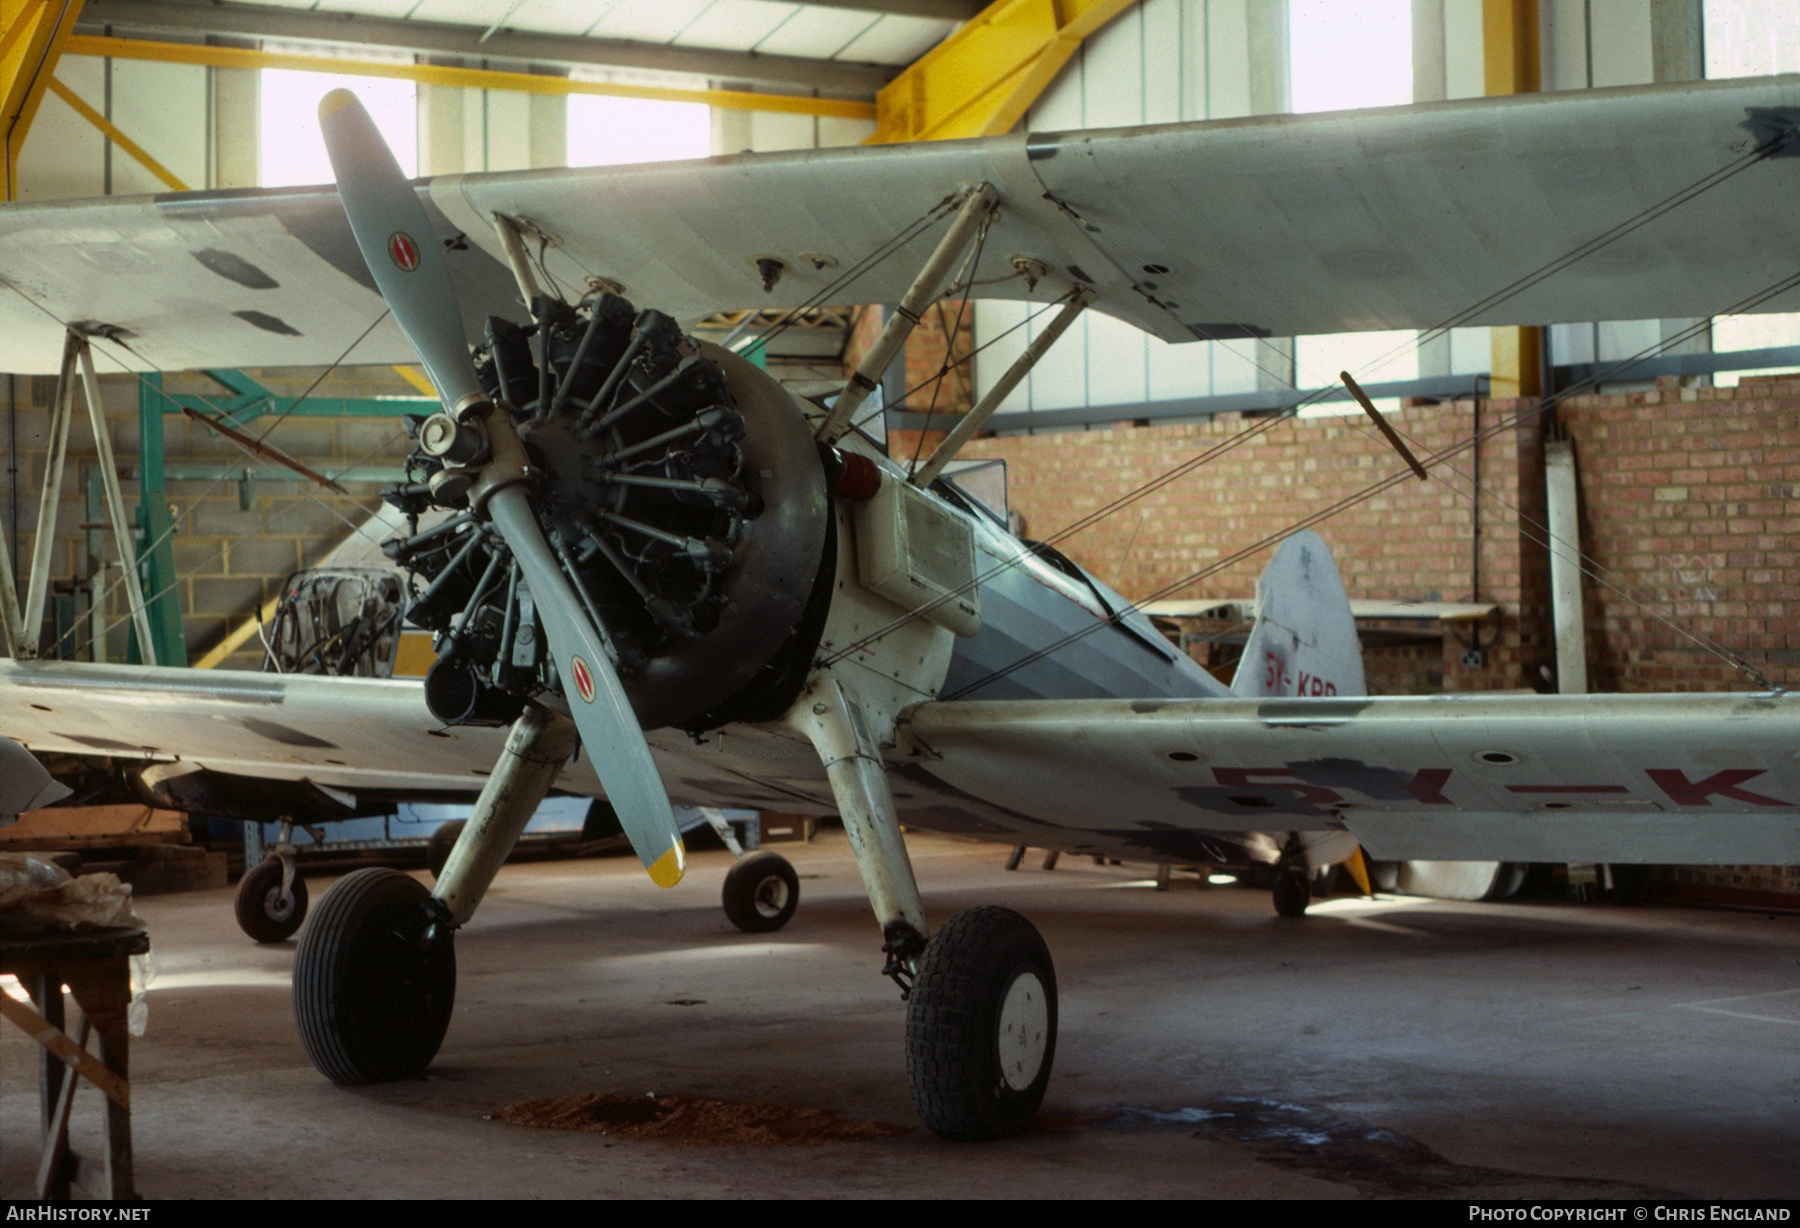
[[940, 516, 1227, 703]]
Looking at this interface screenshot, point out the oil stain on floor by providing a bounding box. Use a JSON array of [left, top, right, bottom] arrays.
[[1099, 1097, 1679, 1199], [492, 1092, 909, 1146]]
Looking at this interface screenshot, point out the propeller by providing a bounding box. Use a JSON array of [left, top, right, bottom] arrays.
[[318, 88, 685, 887]]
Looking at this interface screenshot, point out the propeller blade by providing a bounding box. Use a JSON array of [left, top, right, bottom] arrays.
[[320, 89, 685, 887], [487, 487, 685, 885], [317, 89, 483, 410]]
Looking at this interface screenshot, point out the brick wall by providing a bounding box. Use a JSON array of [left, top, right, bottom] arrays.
[[1564, 377, 1800, 694], [960, 395, 1556, 693], [958, 379, 1799, 696]]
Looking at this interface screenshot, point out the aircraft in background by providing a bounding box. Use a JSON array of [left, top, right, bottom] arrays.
[[0, 76, 1797, 1140]]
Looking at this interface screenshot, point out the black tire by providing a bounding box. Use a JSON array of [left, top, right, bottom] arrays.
[[294, 868, 455, 1085], [427, 820, 467, 881], [234, 858, 308, 943], [906, 906, 1057, 1141], [721, 851, 799, 933], [1272, 869, 1311, 918]]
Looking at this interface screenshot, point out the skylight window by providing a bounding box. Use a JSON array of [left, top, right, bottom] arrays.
[[260, 70, 417, 188], [567, 95, 711, 168], [1288, 0, 1413, 114]]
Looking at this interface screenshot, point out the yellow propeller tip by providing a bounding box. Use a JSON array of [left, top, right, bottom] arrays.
[[318, 89, 359, 120], [647, 841, 686, 889]]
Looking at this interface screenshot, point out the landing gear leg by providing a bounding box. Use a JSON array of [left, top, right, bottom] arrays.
[[790, 678, 1059, 1140], [790, 678, 929, 987], [293, 704, 576, 1084]]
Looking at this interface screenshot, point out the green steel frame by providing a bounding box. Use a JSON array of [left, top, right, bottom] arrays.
[[135, 369, 434, 666]]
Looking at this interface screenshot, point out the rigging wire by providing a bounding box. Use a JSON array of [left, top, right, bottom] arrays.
[[825, 119, 1800, 672], [943, 266, 1800, 700], [905, 209, 993, 478]]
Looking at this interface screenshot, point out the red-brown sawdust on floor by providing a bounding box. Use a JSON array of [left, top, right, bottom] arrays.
[[491, 1093, 908, 1146]]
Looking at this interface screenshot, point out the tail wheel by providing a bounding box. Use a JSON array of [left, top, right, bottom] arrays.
[[905, 906, 1057, 1141], [294, 868, 455, 1085], [234, 857, 308, 943], [721, 850, 799, 933], [1272, 868, 1311, 917]]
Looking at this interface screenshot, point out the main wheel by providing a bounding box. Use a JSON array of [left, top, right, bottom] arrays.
[[906, 906, 1057, 1141], [294, 868, 455, 1085], [1272, 868, 1311, 917], [234, 857, 308, 943], [427, 820, 467, 881], [721, 851, 799, 933]]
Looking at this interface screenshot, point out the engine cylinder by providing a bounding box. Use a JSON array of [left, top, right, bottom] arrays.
[[385, 294, 829, 731]]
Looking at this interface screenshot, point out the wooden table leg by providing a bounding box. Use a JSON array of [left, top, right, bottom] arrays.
[[36, 1014, 89, 1200], [29, 972, 73, 1199], [66, 957, 131, 1200]]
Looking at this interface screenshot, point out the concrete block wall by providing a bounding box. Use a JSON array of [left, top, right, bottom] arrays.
[[0, 366, 415, 670]]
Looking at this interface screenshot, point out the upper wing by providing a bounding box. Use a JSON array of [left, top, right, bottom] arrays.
[[898, 691, 1800, 865], [1, 76, 1796, 372]]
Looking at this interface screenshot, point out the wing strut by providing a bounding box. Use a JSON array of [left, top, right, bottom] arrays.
[[818, 183, 997, 443], [912, 289, 1088, 487]]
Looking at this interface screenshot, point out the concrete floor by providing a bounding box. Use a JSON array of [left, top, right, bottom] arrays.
[[3, 829, 1797, 1199]]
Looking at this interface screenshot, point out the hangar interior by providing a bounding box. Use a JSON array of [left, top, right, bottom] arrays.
[[3, 0, 1795, 896], [0, 0, 1794, 1200]]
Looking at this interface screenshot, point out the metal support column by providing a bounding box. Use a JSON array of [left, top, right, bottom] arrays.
[[1545, 438, 1587, 694], [134, 373, 183, 667]]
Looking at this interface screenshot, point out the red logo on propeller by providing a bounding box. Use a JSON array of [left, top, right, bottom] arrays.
[[387, 231, 421, 272], [570, 655, 595, 704]]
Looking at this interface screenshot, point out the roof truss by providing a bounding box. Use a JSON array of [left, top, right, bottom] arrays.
[[76, 0, 901, 94]]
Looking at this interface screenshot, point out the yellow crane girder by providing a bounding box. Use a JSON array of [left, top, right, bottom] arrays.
[[2, 0, 85, 199], [871, 0, 1139, 144]]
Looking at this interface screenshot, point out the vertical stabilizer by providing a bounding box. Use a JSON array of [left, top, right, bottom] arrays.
[[1230, 531, 1366, 699]]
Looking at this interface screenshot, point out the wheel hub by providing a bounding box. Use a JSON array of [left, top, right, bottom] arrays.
[[996, 968, 1050, 1092], [753, 876, 790, 918], [262, 887, 296, 922]]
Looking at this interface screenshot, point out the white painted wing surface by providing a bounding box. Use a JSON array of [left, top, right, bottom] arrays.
[[0, 661, 515, 792], [898, 691, 1800, 865], [0, 77, 1797, 371], [0, 661, 776, 810]]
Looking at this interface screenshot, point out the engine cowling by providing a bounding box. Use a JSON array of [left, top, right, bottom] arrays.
[[385, 293, 830, 732]]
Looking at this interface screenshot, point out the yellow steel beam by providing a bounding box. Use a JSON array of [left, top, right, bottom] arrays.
[[45, 74, 189, 190], [392, 365, 436, 396], [63, 34, 876, 121], [193, 592, 279, 670], [1484, 0, 1540, 399], [2, 0, 86, 200], [1482, 0, 1539, 96], [0, 0, 48, 66], [870, 0, 1138, 144]]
